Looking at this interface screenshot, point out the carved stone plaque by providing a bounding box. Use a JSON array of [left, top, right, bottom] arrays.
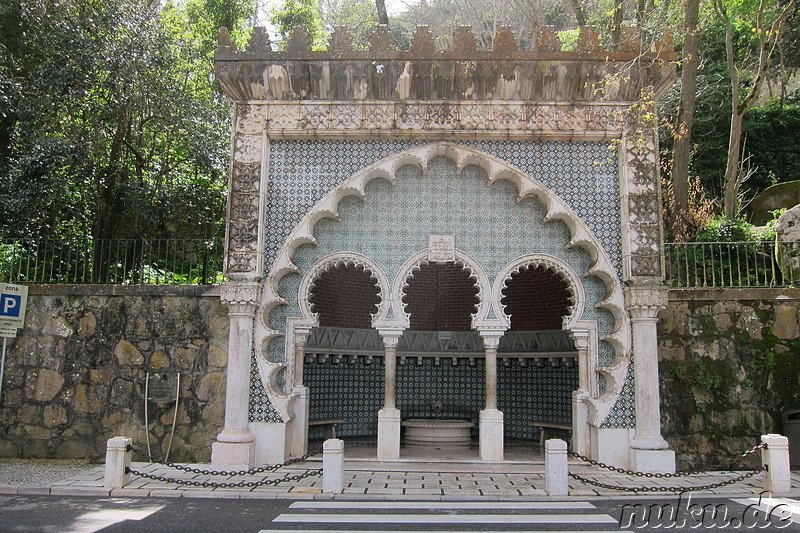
[[428, 234, 455, 263]]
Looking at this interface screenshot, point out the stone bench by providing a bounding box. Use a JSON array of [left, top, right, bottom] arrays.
[[532, 421, 572, 449], [309, 418, 344, 439]]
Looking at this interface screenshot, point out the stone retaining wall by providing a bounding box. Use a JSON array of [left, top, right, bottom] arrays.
[[0, 285, 796, 469], [0, 286, 227, 462], [659, 288, 800, 470]]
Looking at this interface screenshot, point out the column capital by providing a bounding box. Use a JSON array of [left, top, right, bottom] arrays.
[[294, 326, 313, 346], [379, 329, 404, 348], [220, 281, 260, 316], [624, 285, 667, 320], [568, 328, 590, 350], [478, 329, 506, 349]]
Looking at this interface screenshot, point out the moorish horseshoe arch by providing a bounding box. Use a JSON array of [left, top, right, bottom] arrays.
[[253, 142, 631, 435], [389, 248, 496, 331]]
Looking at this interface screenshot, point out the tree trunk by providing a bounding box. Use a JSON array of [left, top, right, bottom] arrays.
[[612, 0, 624, 49], [722, 111, 743, 218], [375, 0, 389, 26], [569, 0, 587, 27], [670, 0, 700, 228], [715, 0, 799, 217]]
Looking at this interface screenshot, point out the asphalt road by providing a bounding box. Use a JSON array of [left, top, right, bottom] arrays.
[[1, 494, 799, 532]]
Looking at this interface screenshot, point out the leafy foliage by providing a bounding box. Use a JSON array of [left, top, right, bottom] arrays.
[[0, 0, 256, 241], [272, 0, 326, 48]]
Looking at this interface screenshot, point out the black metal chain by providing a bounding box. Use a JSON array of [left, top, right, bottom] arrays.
[[126, 466, 322, 489], [567, 442, 767, 479], [129, 446, 322, 477], [568, 467, 764, 493]]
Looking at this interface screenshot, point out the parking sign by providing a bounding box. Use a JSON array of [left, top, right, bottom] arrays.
[[0, 283, 27, 332]]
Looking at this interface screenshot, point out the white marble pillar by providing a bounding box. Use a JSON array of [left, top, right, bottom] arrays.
[[212, 282, 259, 467], [289, 328, 311, 458], [626, 286, 675, 473], [479, 330, 505, 461], [569, 328, 591, 457], [377, 330, 403, 460]]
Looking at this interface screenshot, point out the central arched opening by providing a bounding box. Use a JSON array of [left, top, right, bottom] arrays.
[[499, 264, 579, 444], [397, 262, 481, 444], [304, 262, 383, 440]]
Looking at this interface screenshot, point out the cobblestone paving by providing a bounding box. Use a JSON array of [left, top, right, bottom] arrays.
[[0, 459, 98, 486], [2, 457, 799, 501]]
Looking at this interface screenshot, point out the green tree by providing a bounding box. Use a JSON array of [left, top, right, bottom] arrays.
[[322, 0, 380, 49], [713, 0, 798, 217], [0, 0, 255, 241], [272, 0, 327, 48]]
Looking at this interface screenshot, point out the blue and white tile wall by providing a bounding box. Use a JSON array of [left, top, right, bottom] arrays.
[[304, 358, 578, 441], [251, 140, 635, 430]]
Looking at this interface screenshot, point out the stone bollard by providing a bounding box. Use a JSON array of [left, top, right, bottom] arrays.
[[323, 438, 344, 494], [545, 438, 569, 497], [104, 436, 132, 489], [762, 434, 791, 494]]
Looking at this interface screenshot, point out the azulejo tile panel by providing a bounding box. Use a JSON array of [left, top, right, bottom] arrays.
[[304, 357, 578, 440], [250, 139, 631, 426]]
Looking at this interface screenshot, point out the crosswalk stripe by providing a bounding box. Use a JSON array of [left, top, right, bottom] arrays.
[[732, 497, 800, 524], [261, 531, 630, 533], [273, 513, 618, 524], [289, 501, 597, 510]]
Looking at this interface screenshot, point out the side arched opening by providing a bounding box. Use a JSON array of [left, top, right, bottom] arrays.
[[499, 265, 579, 443], [303, 263, 382, 439]]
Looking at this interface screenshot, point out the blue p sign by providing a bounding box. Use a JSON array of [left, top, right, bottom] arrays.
[[1, 294, 21, 318]]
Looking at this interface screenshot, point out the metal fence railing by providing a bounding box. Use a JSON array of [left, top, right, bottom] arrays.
[[664, 241, 798, 288], [0, 238, 224, 285]]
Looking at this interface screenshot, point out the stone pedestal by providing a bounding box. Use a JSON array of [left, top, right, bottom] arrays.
[[629, 448, 676, 473], [377, 407, 401, 460], [323, 438, 344, 494], [479, 409, 504, 461], [212, 439, 255, 466], [545, 438, 569, 496]]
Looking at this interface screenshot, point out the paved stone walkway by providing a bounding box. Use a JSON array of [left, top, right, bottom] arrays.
[[1, 457, 798, 500]]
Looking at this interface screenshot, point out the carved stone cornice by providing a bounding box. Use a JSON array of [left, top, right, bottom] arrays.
[[236, 101, 636, 140], [216, 25, 676, 104]]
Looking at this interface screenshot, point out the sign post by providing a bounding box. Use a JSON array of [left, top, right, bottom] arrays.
[[0, 283, 28, 404]]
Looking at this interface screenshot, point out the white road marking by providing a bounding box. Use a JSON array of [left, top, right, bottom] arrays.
[[732, 496, 800, 525], [273, 512, 618, 524], [289, 500, 596, 510], [261, 531, 631, 533]]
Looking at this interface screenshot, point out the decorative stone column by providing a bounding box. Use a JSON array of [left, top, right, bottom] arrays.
[[626, 285, 675, 473], [570, 328, 592, 457], [377, 329, 403, 460], [289, 326, 312, 457], [212, 282, 259, 467], [479, 330, 505, 461]]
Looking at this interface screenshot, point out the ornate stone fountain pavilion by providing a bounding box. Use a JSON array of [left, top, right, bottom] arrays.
[[211, 24, 677, 472]]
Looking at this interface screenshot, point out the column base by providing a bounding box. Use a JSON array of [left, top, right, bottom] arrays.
[[377, 407, 401, 460], [479, 409, 504, 461], [211, 441, 255, 467], [289, 386, 310, 457], [629, 448, 676, 474], [631, 435, 670, 450]]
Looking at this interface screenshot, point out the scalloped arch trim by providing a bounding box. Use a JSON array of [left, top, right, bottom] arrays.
[[255, 141, 631, 427]]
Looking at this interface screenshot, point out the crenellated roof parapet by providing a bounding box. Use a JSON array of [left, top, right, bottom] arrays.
[[215, 25, 676, 103]]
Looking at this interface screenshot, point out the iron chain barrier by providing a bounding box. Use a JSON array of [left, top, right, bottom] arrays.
[[566, 442, 768, 493], [126, 445, 322, 490]]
